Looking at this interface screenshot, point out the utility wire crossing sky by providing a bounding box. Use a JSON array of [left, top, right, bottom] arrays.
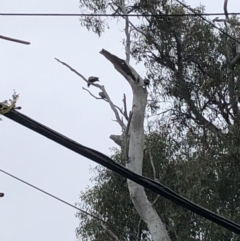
[[0, 168, 136, 240], [1, 108, 240, 235], [1, 12, 240, 17]]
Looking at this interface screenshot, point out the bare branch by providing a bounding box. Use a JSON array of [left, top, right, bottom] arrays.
[[212, 17, 226, 23], [230, 54, 240, 66], [0, 34, 30, 45], [82, 87, 102, 99], [123, 111, 133, 158], [224, 0, 229, 21], [137, 218, 142, 241], [90, 85, 126, 129], [100, 49, 145, 87], [120, 0, 131, 63], [146, 123, 157, 181], [128, 20, 145, 36], [55, 57, 126, 129], [149, 149, 157, 181], [152, 195, 160, 206], [126, 111, 133, 136], [101, 223, 119, 241], [109, 0, 131, 63], [55, 58, 86, 80], [82, 88, 129, 122], [123, 94, 129, 120], [110, 134, 123, 146]]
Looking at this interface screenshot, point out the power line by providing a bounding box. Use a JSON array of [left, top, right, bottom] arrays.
[[1, 12, 240, 17], [2, 108, 240, 234], [1, 10, 240, 46], [0, 168, 137, 240], [174, 0, 240, 45]]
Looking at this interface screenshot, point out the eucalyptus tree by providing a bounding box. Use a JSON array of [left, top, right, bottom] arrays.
[[56, 0, 240, 240]]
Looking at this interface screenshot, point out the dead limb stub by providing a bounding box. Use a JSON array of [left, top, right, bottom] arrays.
[[100, 49, 146, 87]]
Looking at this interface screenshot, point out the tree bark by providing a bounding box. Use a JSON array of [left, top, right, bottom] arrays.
[[101, 48, 171, 241], [126, 84, 171, 241]]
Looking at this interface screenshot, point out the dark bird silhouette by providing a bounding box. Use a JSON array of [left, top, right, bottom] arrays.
[[144, 78, 150, 86], [98, 92, 106, 99], [88, 76, 99, 87], [0, 193, 4, 197]]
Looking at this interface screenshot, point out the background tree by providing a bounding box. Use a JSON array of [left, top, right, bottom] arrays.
[[59, 0, 240, 240]]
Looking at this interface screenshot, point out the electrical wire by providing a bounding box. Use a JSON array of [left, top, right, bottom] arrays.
[[2, 108, 240, 234], [0, 12, 240, 17], [1, 9, 240, 46], [174, 0, 240, 45], [0, 168, 138, 240]]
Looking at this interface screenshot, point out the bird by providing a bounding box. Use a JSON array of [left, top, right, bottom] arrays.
[[88, 76, 99, 87], [144, 78, 150, 86], [0, 193, 4, 197], [98, 92, 106, 99]]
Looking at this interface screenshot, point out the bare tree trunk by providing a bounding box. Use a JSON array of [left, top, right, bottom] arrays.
[[126, 81, 171, 241], [56, 29, 171, 241]]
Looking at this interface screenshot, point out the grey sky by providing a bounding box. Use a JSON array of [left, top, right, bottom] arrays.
[[0, 0, 239, 240]]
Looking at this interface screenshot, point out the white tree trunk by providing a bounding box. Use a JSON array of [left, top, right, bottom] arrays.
[[127, 85, 171, 241], [100, 48, 171, 241]]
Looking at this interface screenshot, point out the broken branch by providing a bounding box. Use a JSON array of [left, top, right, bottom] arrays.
[[0, 34, 30, 45]]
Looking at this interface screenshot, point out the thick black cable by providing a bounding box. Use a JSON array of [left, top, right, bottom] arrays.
[[1, 109, 240, 234], [0, 12, 240, 17], [174, 0, 240, 45], [0, 168, 137, 239]]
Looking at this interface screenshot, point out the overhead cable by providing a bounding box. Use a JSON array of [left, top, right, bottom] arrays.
[[174, 0, 240, 45], [0, 12, 240, 17], [1, 108, 240, 234], [0, 168, 137, 239]]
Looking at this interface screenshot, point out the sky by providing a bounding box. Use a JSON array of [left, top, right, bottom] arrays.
[[0, 0, 239, 241]]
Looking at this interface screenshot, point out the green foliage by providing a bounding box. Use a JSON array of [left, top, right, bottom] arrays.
[[76, 0, 240, 240]]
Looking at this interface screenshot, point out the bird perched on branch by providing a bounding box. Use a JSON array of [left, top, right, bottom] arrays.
[[88, 76, 99, 87], [144, 78, 150, 86], [98, 92, 106, 99]]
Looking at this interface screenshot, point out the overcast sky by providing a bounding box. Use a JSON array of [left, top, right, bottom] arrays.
[[0, 1, 239, 240]]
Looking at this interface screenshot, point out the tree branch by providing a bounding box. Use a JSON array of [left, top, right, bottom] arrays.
[[120, 0, 131, 63], [152, 195, 160, 207], [146, 121, 158, 182], [123, 94, 129, 120], [82, 87, 128, 121], [101, 223, 120, 241], [110, 134, 123, 146], [173, 32, 223, 136], [82, 87, 102, 99], [55, 58, 126, 129], [149, 147, 157, 181], [101, 48, 170, 241], [99, 49, 145, 87], [123, 111, 133, 158], [137, 218, 142, 241], [0, 34, 30, 45], [224, 0, 229, 21]]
